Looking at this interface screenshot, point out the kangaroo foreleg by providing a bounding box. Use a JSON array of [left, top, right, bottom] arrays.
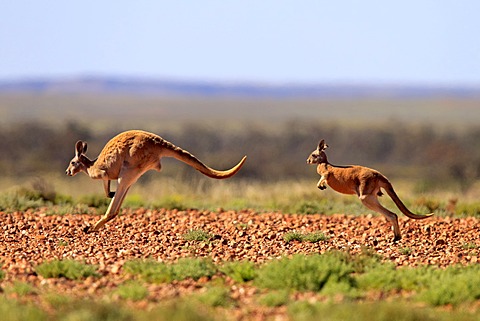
[[360, 194, 401, 242], [103, 180, 115, 198], [317, 176, 327, 190]]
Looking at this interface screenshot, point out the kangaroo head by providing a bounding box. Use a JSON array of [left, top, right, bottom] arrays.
[[306, 139, 329, 164], [65, 141, 89, 176]]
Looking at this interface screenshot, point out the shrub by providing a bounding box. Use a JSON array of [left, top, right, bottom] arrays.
[[283, 231, 304, 243], [182, 229, 213, 242], [295, 201, 324, 214], [258, 290, 290, 307], [417, 265, 480, 306], [123, 259, 172, 283], [153, 194, 188, 210], [172, 258, 217, 281], [255, 252, 355, 293], [284, 231, 329, 243], [124, 258, 217, 283], [7, 281, 36, 296], [287, 301, 470, 321], [220, 260, 256, 283], [115, 281, 149, 301], [35, 259, 98, 280], [0, 299, 48, 321], [195, 286, 233, 307]]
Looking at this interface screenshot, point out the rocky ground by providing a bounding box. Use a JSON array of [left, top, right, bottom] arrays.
[[1, 208, 479, 319]]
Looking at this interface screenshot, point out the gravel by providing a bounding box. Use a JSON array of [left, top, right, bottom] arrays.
[[1, 209, 478, 319]]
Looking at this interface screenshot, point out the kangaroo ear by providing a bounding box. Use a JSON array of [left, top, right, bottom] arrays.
[[75, 140, 87, 155], [318, 139, 329, 152]]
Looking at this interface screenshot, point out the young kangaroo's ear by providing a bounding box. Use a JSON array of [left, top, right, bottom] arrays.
[[75, 140, 87, 156]]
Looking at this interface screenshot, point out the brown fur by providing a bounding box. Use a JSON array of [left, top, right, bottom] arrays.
[[66, 130, 247, 233], [307, 139, 433, 241]]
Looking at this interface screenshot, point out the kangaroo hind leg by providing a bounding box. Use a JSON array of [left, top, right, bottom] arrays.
[[360, 194, 402, 242], [86, 169, 142, 233]]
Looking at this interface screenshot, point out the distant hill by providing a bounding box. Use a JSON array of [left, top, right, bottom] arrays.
[[1, 76, 479, 98]]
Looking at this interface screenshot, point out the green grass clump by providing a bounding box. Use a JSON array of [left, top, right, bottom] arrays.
[[123, 259, 172, 283], [172, 258, 217, 281], [7, 281, 37, 296], [288, 301, 478, 321], [182, 229, 213, 242], [55, 300, 133, 321], [152, 194, 188, 210], [357, 262, 480, 307], [283, 231, 329, 243], [255, 252, 355, 293], [220, 260, 256, 283], [124, 258, 217, 283], [258, 290, 290, 307], [455, 202, 480, 217], [115, 281, 149, 301], [295, 200, 325, 214], [35, 259, 98, 280], [0, 299, 48, 321], [417, 264, 480, 306], [194, 286, 233, 308], [283, 231, 304, 243]]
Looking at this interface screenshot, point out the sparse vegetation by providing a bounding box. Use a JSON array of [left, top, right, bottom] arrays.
[[0, 94, 479, 320], [115, 281, 149, 301], [220, 260, 256, 283], [182, 229, 213, 242], [35, 259, 98, 280], [284, 231, 329, 243], [124, 258, 217, 283]]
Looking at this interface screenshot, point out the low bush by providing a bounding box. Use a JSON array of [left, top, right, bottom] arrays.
[[255, 252, 355, 293], [194, 286, 233, 308], [124, 258, 217, 283], [258, 290, 290, 307], [172, 258, 217, 281], [182, 229, 213, 242], [288, 301, 478, 321], [220, 260, 256, 283], [115, 281, 149, 301], [284, 231, 329, 243], [123, 259, 172, 283], [35, 259, 98, 280]]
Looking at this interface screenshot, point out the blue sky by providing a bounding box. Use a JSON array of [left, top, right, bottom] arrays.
[[2, 1, 480, 85]]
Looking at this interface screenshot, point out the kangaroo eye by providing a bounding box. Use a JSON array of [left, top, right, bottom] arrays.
[[71, 161, 76, 165]]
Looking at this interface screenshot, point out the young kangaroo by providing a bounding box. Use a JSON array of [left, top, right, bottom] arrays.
[[306, 139, 433, 241], [66, 130, 247, 233]]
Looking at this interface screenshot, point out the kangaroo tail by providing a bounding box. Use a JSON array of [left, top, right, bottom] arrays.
[[382, 180, 434, 220], [163, 141, 246, 179]]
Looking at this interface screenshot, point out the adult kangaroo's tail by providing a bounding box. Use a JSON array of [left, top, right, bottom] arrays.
[[382, 180, 434, 220], [165, 142, 246, 179]]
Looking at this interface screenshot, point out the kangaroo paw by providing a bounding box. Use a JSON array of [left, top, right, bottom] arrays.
[[318, 185, 327, 190]]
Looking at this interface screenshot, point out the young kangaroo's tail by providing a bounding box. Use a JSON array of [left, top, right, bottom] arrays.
[[382, 180, 434, 220], [164, 141, 246, 179]]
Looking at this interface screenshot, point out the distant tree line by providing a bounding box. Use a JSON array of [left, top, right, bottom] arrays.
[[0, 120, 478, 191]]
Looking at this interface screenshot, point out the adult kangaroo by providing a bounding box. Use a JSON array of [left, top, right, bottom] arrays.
[[306, 139, 432, 241], [66, 130, 247, 233]]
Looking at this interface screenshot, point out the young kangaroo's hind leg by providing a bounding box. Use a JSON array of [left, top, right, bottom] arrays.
[[360, 194, 402, 242]]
